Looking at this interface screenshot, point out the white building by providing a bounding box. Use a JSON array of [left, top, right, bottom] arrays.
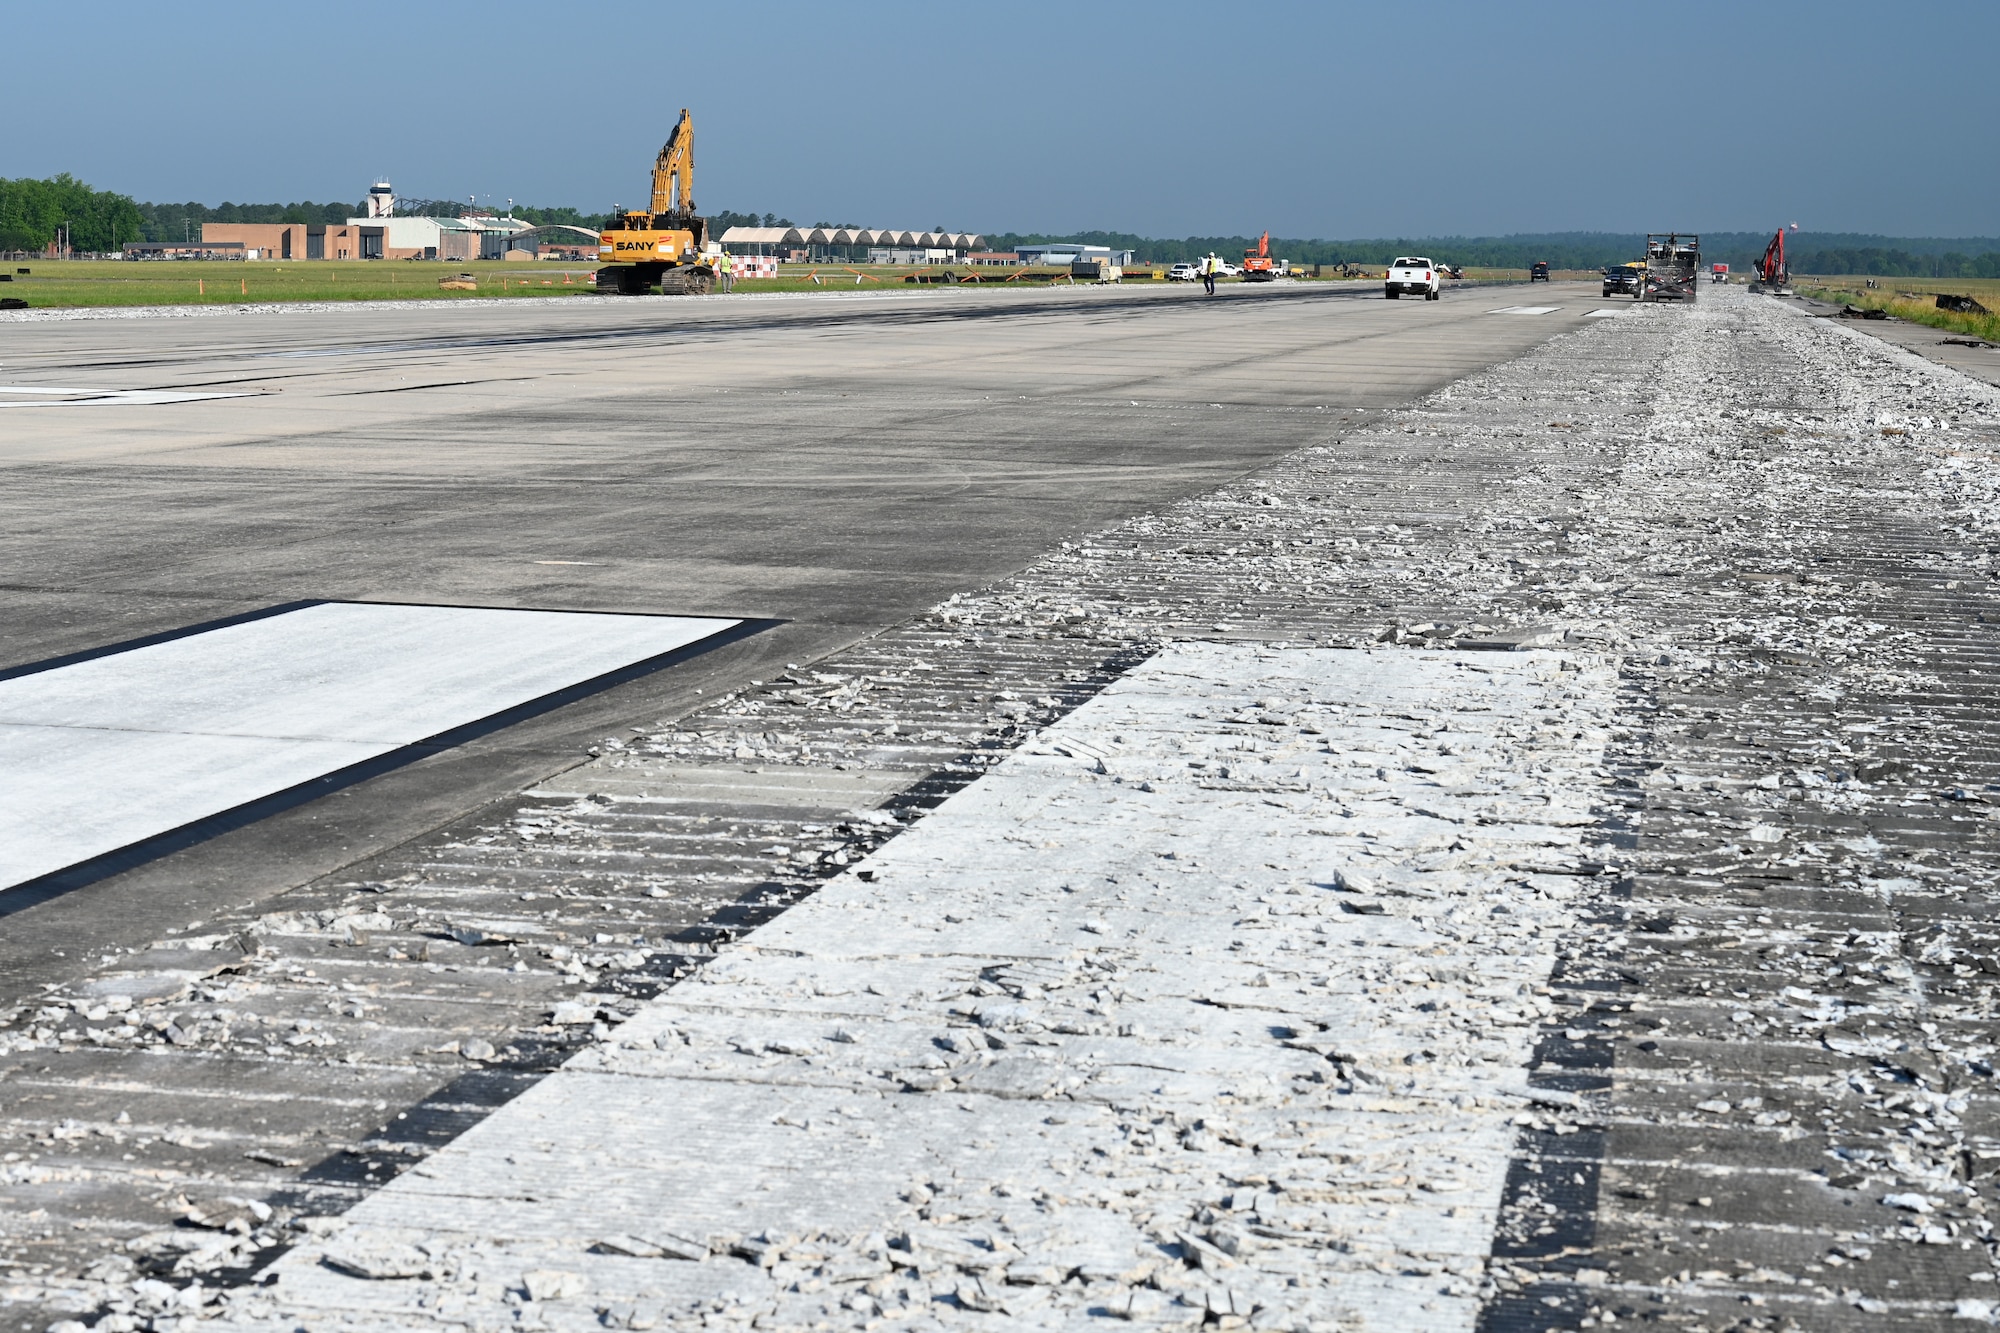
[[719, 226, 983, 263], [340, 212, 534, 261], [1014, 243, 1134, 267]]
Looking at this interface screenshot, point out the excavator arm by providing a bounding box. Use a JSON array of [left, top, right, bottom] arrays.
[[649, 108, 694, 219], [1758, 229, 1785, 285]]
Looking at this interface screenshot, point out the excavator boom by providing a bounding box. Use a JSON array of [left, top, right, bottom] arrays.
[[1241, 229, 1277, 280], [650, 108, 694, 218], [1758, 230, 1785, 284]]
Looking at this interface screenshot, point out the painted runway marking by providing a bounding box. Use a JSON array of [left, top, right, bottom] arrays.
[[0, 384, 251, 407], [0, 603, 740, 892], [1487, 306, 1561, 315], [1584, 308, 1629, 318]]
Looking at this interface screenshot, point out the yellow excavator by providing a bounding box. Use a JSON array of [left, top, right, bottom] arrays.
[[596, 108, 722, 294]]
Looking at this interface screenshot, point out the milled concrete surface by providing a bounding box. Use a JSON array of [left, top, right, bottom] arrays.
[[203, 646, 1615, 1331], [0, 281, 1595, 1332], [10, 282, 2000, 1331]]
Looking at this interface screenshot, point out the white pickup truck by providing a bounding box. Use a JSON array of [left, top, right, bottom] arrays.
[[1384, 256, 1441, 300]]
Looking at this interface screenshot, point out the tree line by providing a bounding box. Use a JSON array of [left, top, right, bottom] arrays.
[[0, 176, 792, 250], [1783, 248, 2000, 279], [984, 230, 1663, 269], [0, 175, 145, 251], [135, 198, 359, 244], [7, 175, 1999, 277], [1, 177, 366, 250]]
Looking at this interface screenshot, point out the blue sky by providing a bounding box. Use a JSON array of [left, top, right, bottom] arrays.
[[5, 0, 1994, 239]]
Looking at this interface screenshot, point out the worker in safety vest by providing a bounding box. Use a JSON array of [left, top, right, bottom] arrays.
[[1200, 253, 1218, 296]]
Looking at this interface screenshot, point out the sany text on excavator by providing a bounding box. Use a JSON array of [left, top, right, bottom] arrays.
[[1242, 231, 1276, 282], [1750, 225, 1795, 295], [597, 108, 724, 294]]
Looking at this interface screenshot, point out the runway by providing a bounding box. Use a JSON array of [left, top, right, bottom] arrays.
[[0, 279, 1584, 967], [3, 279, 1670, 1332]]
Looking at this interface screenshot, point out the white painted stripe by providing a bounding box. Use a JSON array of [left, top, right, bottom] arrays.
[[0, 388, 250, 407], [0, 603, 737, 890], [1584, 308, 1628, 318], [1487, 305, 1560, 315], [228, 645, 1613, 1331]]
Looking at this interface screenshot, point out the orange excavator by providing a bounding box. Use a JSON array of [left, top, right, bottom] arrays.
[[1242, 231, 1276, 283]]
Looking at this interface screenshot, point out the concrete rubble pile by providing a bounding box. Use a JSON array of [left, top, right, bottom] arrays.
[[9, 288, 2000, 1332]]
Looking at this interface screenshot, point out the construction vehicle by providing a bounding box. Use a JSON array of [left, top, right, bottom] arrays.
[[1242, 231, 1276, 282], [1641, 233, 1700, 302], [596, 108, 723, 295], [1749, 227, 1792, 295]]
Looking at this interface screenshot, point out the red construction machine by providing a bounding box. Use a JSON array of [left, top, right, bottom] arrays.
[[1750, 226, 1794, 295], [1242, 231, 1276, 282]]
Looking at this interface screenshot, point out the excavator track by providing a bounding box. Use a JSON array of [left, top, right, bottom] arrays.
[[658, 269, 713, 296]]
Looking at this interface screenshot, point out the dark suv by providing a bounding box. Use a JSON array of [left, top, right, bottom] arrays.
[[1529, 261, 1550, 282], [1602, 265, 1641, 297]]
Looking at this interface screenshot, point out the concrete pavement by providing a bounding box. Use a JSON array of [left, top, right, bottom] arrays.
[[0, 280, 1605, 1331], [1780, 292, 2000, 390], [14, 282, 1996, 1330], [0, 280, 1583, 975]]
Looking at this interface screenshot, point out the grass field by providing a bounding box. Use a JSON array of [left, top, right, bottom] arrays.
[[0, 258, 1535, 311], [0, 259, 601, 308], [1795, 274, 2000, 344], [0, 259, 1165, 306]]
